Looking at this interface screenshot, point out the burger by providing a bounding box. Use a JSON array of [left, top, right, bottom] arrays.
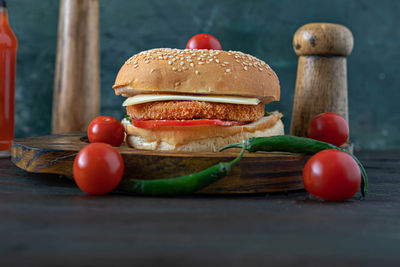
[[113, 48, 283, 152]]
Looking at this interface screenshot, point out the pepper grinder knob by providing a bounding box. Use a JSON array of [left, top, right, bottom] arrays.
[[290, 23, 354, 138]]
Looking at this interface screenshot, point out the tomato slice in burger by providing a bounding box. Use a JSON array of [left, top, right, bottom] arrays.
[[132, 119, 246, 128]]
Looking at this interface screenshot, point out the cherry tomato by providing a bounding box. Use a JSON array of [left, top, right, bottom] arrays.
[[131, 119, 246, 128], [88, 116, 125, 147], [308, 112, 349, 147], [186, 33, 222, 50], [303, 149, 361, 201], [73, 143, 124, 195]]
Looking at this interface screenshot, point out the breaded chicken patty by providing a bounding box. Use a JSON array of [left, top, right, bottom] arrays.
[[126, 101, 265, 122]]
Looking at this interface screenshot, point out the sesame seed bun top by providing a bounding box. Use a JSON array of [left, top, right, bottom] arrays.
[[113, 48, 280, 103]]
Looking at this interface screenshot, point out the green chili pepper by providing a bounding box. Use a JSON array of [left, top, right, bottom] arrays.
[[118, 144, 246, 196], [219, 136, 368, 199]]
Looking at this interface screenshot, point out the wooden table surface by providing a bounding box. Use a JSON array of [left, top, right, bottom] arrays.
[[0, 150, 399, 266]]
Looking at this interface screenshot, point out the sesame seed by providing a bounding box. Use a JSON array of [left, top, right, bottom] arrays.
[[168, 61, 172, 65], [190, 63, 194, 67], [215, 59, 219, 63], [133, 64, 138, 68], [182, 66, 187, 70], [224, 62, 229, 64], [259, 68, 263, 71], [198, 62, 204, 65], [172, 67, 177, 71], [226, 69, 231, 73], [177, 69, 182, 72], [209, 58, 213, 62], [145, 60, 150, 64], [249, 63, 252, 66], [180, 62, 185, 66], [150, 69, 154, 73], [195, 70, 199, 75], [244, 66, 248, 70]]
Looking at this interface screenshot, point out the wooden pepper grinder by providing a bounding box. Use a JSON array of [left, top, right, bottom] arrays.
[[290, 23, 354, 141], [52, 0, 100, 134]]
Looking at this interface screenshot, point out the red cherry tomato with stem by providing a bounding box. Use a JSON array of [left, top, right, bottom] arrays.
[[303, 149, 361, 201], [308, 112, 349, 147], [88, 116, 125, 147], [73, 143, 124, 195], [186, 33, 222, 50]]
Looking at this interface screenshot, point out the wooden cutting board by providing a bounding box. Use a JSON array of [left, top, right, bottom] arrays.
[[10, 133, 308, 194]]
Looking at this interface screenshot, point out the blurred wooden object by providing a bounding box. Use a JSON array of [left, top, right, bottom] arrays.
[[52, 0, 100, 134], [290, 23, 353, 138]]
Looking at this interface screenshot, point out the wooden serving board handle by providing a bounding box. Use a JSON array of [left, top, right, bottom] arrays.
[[52, 0, 100, 134], [290, 23, 354, 137]]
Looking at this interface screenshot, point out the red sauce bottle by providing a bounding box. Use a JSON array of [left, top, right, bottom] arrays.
[[0, 0, 17, 151]]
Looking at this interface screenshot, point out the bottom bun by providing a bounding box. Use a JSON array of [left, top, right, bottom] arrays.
[[123, 111, 284, 152]]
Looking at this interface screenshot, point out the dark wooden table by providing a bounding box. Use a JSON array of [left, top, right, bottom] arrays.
[[0, 150, 399, 266]]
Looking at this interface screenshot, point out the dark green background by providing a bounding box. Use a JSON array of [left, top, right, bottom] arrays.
[[8, 0, 400, 149]]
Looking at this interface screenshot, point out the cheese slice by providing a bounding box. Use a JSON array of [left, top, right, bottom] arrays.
[[122, 94, 260, 106]]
